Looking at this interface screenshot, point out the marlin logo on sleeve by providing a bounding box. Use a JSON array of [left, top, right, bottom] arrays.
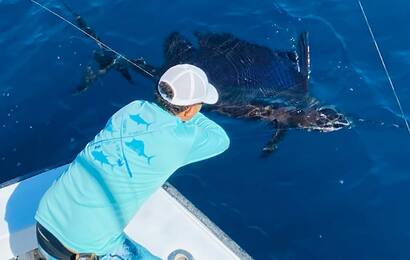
[[129, 114, 152, 130], [125, 139, 155, 164], [91, 150, 115, 169]]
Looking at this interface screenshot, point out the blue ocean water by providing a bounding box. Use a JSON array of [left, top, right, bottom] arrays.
[[1, 0, 410, 259]]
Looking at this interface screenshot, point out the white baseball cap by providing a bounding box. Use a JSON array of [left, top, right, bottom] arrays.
[[158, 64, 219, 106]]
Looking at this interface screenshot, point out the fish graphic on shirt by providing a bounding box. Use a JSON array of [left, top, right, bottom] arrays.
[[125, 139, 155, 164], [129, 114, 152, 130], [91, 150, 115, 168]]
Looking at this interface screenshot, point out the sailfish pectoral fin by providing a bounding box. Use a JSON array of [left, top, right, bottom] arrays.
[[72, 63, 110, 94], [116, 65, 134, 84], [72, 65, 98, 94], [261, 128, 287, 156]]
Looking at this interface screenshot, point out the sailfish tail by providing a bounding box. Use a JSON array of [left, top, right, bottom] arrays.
[[60, 1, 102, 46]]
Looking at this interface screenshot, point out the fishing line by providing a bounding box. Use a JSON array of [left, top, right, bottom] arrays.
[[357, 0, 410, 135], [29, 0, 155, 78]]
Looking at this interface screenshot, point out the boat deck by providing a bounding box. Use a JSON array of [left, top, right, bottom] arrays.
[[0, 165, 252, 259]]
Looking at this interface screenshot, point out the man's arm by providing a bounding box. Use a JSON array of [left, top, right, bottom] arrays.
[[184, 112, 230, 165]]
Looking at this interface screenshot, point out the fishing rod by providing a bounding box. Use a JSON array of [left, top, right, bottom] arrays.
[[29, 0, 156, 79]]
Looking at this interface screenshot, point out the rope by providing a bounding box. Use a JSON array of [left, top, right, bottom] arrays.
[[30, 0, 155, 78], [357, 0, 410, 134]]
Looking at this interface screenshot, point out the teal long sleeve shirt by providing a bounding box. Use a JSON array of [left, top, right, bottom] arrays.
[[35, 100, 230, 255]]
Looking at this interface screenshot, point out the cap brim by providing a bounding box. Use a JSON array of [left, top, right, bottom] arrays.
[[203, 83, 219, 104]]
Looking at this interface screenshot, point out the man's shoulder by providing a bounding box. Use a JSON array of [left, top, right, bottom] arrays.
[[123, 99, 149, 110], [119, 100, 159, 116], [118, 100, 180, 131]]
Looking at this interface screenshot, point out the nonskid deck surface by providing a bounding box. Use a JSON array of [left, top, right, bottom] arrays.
[[1, 165, 252, 260]]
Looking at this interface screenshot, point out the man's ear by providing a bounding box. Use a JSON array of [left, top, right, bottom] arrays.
[[183, 106, 195, 117]]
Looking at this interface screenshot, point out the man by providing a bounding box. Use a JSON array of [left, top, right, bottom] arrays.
[[35, 64, 230, 259]]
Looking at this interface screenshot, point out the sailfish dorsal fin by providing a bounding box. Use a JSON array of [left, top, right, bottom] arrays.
[[164, 32, 195, 65], [194, 32, 244, 53], [296, 32, 311, 90]]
